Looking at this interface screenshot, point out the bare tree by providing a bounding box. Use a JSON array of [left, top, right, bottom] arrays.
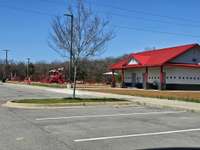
[[49, 0, 114, 98]]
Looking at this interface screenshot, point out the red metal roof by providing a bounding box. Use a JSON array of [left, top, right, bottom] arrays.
[[110, 57, 128, 70], [111, 43, 199, 70], [165, 63, 200, 68]]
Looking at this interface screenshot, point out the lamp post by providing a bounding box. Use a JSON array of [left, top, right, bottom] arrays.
[[64, 13, 73, 88], [1, 49, 9, 81], [25, 58, 32, 84], [26, 58, 30, 79]]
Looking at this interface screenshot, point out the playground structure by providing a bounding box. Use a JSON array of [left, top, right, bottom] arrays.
[[41, 67, 65, 84]]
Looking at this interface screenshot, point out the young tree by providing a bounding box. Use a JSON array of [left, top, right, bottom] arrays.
[[49, 0, 114, 98]]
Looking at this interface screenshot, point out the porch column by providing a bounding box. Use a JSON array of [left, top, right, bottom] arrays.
[[121, 69, 126, 88], [143, 67, 148, 89], [159, 66, 165, 90], [111, 70, 116, 87]]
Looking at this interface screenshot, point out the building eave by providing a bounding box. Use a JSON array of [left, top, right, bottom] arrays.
[[165, 63, 200, 68]]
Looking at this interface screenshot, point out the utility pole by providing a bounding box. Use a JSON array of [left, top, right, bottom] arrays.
[[64, 13, 73, 88], [1, 49, 9, 65], [26, 58, 30, 79], [1, 50, 9, 81], [26, 58, 31, 84]]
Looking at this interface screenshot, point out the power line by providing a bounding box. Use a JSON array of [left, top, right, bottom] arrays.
[[98, 11, 200, 29], [0, 4, 56, 16], [34, 0, 200, 35], [34, 0, 200, 27], [88, 1, 200, 24], [0, 3, 200, 39], [114, 25, 200, 38], [32, 0, 200, 29], [3, 1, 200, 29], [35, 0, 67, 6]]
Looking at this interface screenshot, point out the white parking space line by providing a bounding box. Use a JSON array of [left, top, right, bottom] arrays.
[[36, 111, 185, 121], [74, 128, 200, 142]]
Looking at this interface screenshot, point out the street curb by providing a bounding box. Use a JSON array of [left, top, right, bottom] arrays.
[[2, 101, 133, 109], [3, 83, 200, 112], [129, 100, 196, 112], [117, 97, 200, 113]]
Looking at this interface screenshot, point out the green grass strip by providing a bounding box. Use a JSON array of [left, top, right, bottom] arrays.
[[12, 98, 127, 104]]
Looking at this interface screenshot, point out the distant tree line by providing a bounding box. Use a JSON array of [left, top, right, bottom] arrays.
[[0, 55, 126, 83]]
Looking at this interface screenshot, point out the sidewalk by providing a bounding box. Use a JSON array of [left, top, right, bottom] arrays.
[[5, 83, 200, 112], [76, 90, 200, 112]]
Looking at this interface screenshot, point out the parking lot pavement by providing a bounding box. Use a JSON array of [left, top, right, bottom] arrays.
[[0, 83, 107, 103], [0, 83, 70, 103], [1, 83, 200, 149], [1, 105, 200, 150]]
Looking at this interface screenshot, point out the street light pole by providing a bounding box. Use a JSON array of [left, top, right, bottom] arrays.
[[1, 49, 9, 65], [64, 13, 73, 88], [1, 49, 9, 81], [26, 58, 31, 84], [26, 58, 30, 79]]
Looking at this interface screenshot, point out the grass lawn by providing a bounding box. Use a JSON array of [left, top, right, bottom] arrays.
[[12, 98, 127, 104], [30, 82, 67, 88], [81, 88, 200, 103], [8, 81, 67, 88], [8, 81, 109, 89]]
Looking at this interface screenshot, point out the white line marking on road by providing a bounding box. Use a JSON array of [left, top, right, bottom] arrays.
[[16, 137, 24, 141], [36, 111, 185, 121], [74, 128, 200, 142]]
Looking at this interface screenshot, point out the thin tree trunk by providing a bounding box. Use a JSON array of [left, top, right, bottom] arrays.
[[73, 65, 77, 98]]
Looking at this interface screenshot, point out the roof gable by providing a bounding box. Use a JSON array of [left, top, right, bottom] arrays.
[[133, 44, 198, 66], [128, 58, 139, 65], [111, 43, 199, 70], [170, 46, 200, 64]]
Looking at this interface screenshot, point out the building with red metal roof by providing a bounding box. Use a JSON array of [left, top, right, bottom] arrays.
[[110, 43, 200, 90]]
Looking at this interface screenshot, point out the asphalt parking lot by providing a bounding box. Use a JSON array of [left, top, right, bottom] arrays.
[[1, 83, 200, 150], [2, 105, 200, 150], [0, 83, 70, 103]]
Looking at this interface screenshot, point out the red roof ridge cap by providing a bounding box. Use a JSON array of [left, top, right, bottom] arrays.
[[133, 43, 198, 55]]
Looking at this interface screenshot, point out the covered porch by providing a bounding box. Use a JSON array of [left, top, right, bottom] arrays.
[[111, 66, 166, 90]]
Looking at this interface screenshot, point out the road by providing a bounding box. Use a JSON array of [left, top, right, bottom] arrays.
[[1, 83, 200, 150]]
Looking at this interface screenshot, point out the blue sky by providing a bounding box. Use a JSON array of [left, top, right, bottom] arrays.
[[0, 0, 200, 62]]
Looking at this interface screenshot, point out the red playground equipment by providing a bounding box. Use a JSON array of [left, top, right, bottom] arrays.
[[46, 67, 65, 84]]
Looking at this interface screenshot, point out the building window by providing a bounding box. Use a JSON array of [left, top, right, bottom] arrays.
[[183, 77, 185, 79], [158, 77, 159, 79], [192, 58, 197, 62], [170, 76, 172, 79], [198, 77, 200, 80], [186, 77, 189, 80], [179, 76, 181, 79], [190, 77, 192, 80], [166, 76, 168, 79], [174, 76, 176, 79], [194, 77, 196, 80], [154, 77, 156, 79]]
